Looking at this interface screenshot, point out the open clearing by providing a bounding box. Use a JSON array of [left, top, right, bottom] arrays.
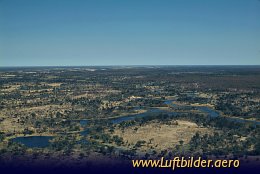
[[113, 120, 211, 153]]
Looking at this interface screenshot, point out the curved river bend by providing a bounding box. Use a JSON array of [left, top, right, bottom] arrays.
[[12, 100, 260, 148]]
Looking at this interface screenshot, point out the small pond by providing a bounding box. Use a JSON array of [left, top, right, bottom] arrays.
[[12, 136, 53, 148], [13, 100, 260, 148]]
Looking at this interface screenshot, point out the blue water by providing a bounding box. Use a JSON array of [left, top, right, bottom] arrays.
[[111, 113, 146, 124], [12, 136, 53, 148], [197, 106, 219, 117], [77, 100, 259, 125], [164, 100, 260, 125], [80, 129, 89, 136], [13, 100, 260, 148], [111, 108, 165, 124], [80, 120, 88, 126]]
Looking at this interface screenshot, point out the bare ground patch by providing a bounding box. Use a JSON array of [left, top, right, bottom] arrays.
[[112, 120, 212, 153]]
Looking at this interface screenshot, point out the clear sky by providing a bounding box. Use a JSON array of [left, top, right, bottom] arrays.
[[0, 0, 260, 66]]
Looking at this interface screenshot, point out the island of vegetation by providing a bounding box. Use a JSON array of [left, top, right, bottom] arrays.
[[0, 66, 259, 168]]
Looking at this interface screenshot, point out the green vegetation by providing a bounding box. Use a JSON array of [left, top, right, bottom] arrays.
[[0, 66, 260, 166]]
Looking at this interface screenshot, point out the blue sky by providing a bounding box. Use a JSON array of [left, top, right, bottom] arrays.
[[0, 0, 260, 66]]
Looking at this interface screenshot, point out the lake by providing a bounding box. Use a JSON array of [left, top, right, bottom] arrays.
[[12, 136, 53, 148], [13, 100, 260, 148]]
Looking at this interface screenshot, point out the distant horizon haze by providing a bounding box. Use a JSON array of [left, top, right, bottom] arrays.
[[1, 65, 260, 68]]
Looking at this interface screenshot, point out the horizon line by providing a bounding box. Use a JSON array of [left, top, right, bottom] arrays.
[[1, 65, 260, 68]]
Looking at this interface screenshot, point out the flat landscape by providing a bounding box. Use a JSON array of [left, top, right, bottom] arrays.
[[112, 120, 211, 154], [0, 66, 260, 167]]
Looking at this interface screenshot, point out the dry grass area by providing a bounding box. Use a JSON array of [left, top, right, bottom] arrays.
[[0, 104, 72, 133], [71, 90, 121, 99], [113, 120, 212, 153], [47, 83, 62, 87], [1, 84, 20, 92], [20, 104, 70, 112], [71, 93, 97, 99], [0, 116, 23, 133]]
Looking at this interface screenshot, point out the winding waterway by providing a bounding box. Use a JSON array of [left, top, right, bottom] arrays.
[[12, 100, 260, 148]]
